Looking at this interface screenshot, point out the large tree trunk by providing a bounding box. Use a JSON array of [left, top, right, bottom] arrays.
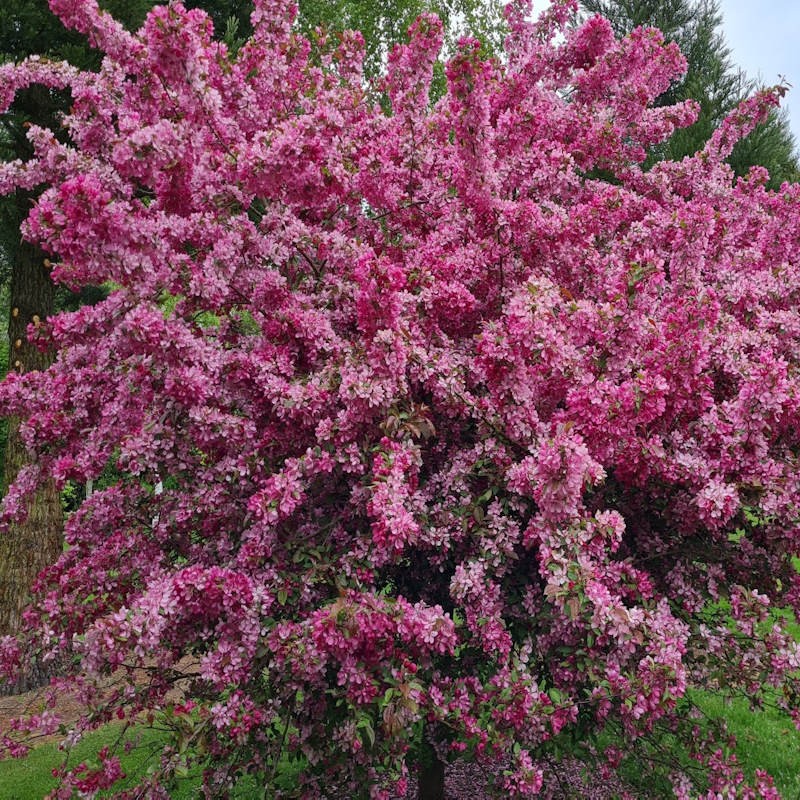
[[0, 233, 61, 647]]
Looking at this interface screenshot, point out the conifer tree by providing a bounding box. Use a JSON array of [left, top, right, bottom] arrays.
[[581, 0, 798, 185]]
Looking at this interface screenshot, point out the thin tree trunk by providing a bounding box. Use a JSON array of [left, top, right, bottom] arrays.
[[0, 233, 61, 649], [418, 735, 445, 800], [418, 758, 445, 800]]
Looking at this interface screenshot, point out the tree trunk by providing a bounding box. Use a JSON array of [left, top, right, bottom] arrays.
[[418, 739, 445, 800], [0, 233, 61, 646]]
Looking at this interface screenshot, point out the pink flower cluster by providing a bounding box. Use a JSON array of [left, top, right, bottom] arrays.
[[1, 0, 799, 795]]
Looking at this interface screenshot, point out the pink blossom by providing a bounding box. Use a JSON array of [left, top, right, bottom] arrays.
[[0, 0, 797, 796]]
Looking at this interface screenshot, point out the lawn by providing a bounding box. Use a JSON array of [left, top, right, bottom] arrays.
[[0, 724, 203, 799], [0, 720, 303, 799], [2, 601, 800, 798], [693, 691, 800, 799], [2, 695, 799, 800]]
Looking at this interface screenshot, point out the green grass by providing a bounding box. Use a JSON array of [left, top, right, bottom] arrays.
[[693, 691, 800, 800], [3, 604, 800, 798], [0, 724, 205, 799], [596, 686, 800, 800], [0, 721, 305, 799], [3, 697, 800, 799], [624, 601, 800, 798]]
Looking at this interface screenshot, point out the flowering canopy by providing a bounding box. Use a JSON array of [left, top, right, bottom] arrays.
[[1, 0, 800, 797]]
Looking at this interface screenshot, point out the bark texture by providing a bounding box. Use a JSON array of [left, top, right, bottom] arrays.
[[0, 233, 61, 646]]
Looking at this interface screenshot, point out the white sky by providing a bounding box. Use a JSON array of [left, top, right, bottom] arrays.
[[718, 0, 800, 146]]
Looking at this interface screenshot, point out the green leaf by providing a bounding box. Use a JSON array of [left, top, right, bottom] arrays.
[[357, 717, 375, 748]]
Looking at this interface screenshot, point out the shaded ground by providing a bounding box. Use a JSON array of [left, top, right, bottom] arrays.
[[438, 757, 625, 800]]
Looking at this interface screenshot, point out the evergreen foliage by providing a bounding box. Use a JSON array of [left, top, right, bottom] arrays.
[[581, 0, 798, 186]]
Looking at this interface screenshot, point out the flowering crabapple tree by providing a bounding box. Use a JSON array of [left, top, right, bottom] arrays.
[[2, 0, 800, 796]]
